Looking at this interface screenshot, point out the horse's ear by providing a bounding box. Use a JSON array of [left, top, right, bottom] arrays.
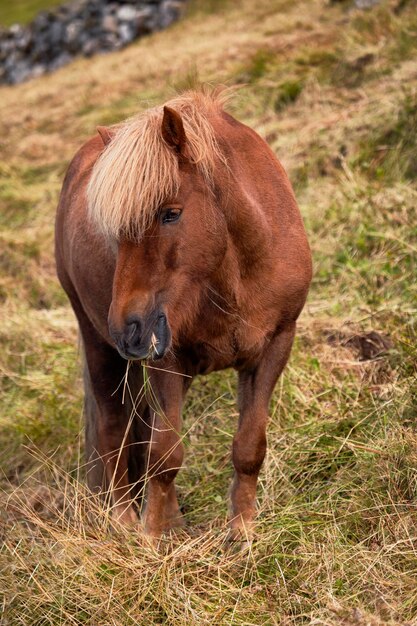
[[161, 106, 187, 155], [96, 126, 114, 146]]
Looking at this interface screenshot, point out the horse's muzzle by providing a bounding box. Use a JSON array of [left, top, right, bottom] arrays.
[[109, 311, 171, 361]]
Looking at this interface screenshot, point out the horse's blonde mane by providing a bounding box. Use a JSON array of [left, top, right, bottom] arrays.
[[87, 88, 228, 240]]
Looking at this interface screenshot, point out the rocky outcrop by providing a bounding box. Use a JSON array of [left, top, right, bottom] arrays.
[[0, 0, 186, 85]]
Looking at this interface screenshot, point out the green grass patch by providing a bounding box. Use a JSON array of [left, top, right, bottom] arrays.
[[274, 79, 304, 111], [236, 48, 278, 83], [0, 0, 63, 27], [356, 92, 417, 182]]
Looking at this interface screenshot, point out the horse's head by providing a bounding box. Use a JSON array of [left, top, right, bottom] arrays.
[[90, 104, 228, 361]]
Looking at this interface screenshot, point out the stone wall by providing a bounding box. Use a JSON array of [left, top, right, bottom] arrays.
[[0, 0, 186, 85]]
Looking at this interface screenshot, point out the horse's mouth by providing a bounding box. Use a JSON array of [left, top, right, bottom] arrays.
[[115, 341, 168, 362], [113, 314, 171, 362], [117, 349, 165, 362]]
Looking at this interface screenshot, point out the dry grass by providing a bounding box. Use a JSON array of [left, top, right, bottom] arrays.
[[1, 0, 417, 624]]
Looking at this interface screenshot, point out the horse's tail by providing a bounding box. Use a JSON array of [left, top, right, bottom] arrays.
[[83, 356, 151, 507]]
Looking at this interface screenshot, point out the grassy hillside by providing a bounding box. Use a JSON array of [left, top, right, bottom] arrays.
[[1, 0, 416, 624]]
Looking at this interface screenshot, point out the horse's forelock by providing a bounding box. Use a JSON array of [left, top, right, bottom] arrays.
[[87, 89, 228, 241]]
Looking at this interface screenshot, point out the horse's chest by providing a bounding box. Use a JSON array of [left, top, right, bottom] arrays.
[[182, 313, 268, 374]]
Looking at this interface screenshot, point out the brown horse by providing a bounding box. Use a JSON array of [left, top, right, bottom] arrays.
[[55, 89, 312, 539]]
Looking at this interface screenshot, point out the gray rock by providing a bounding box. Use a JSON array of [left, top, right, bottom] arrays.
[[9, 24, 24, 37], [117, 5, 138, 21], [15, 29, 32, 52], [119, 21, 136, 44], [136, 8, 154, 31], [31, 63, 46, 77], [65, 20, 84, 44], [32, 11, 51, 32], [49, 21, 65, 46], [102, 14, 118, 33], [31, 39, 50, 62], [48, 52, 72, 70], [100, 32, 121, 50], [0, 0, 186, 85], [104, 3, 119, 15], [354, 0, 380, 7], [8, 60, 32, 84], [82, 38, 100, 57], [159, 0, 183, 28]]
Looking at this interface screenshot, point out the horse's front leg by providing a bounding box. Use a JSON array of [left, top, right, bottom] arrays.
[[143, 370, 187, 537], [80, 317, 142, 527], [230, 323, 296, 540]]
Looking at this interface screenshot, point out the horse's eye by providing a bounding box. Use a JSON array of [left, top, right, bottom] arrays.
[[161, 208, 182, 224]]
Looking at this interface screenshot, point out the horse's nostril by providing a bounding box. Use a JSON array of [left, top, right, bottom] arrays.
[[124, 317, 142, 346], [125, 322, 138, 342]]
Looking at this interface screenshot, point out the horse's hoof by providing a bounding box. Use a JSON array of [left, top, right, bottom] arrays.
[[227, 521, 254, 541], [163, 513, 187, 533], [113, 506, 139, 528], [226, 525, 254, 554], [226, 536, 253, 556]]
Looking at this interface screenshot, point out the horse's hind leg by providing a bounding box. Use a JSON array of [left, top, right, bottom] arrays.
[[230, 323, 296, 540]]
